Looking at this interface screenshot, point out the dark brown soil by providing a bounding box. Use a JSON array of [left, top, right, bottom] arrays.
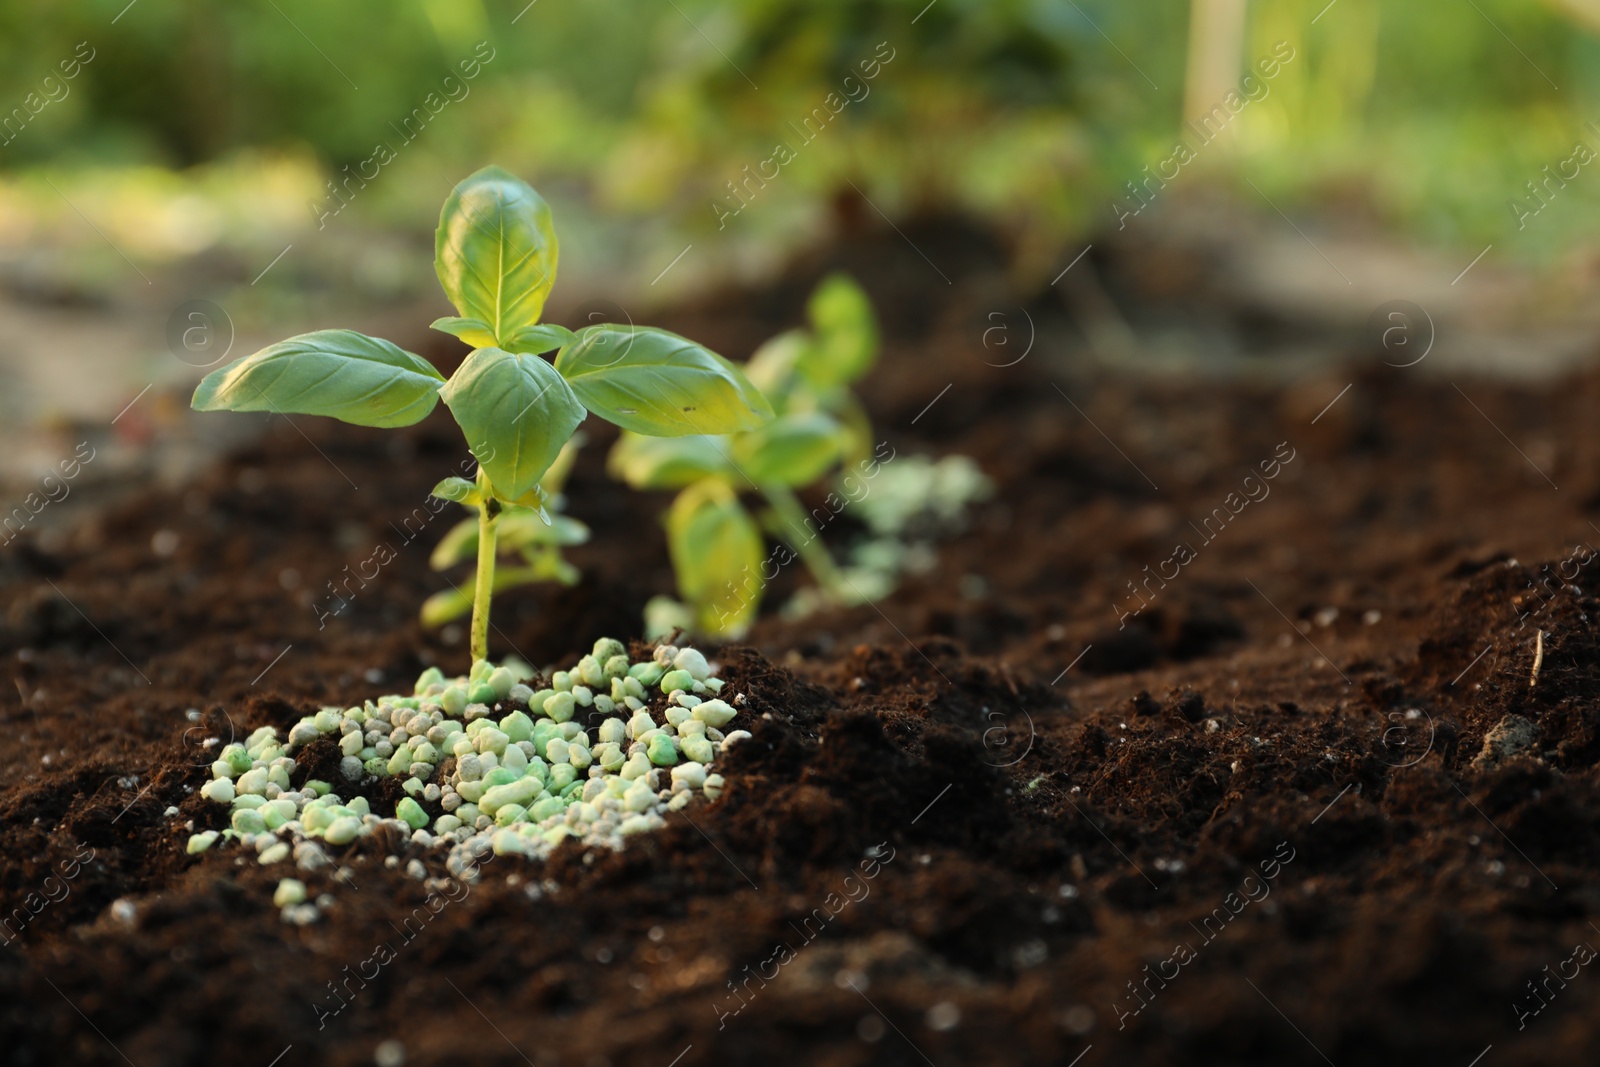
[[4, 220, 1600, 1066]]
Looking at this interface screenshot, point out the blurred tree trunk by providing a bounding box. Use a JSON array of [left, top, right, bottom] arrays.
[[1184, 0, 1248, 146], [1545, 0, 1600, 31]]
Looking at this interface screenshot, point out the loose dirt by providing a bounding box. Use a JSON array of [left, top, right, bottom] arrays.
[[3, 221, 1599, 1066]]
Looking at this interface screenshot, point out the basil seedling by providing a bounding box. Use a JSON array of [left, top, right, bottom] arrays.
[[193, 166, 772, 664], [420, 437, 588, 627], [608, 273, 879, 635]]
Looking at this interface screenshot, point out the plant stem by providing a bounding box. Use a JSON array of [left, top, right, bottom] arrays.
[[470, 470, 499, 666], [760, 483, 850, 603]]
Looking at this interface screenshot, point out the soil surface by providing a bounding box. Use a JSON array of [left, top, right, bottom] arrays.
[[4, 220, 1600, 1066]]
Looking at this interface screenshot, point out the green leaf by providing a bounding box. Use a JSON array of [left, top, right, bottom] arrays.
[[498, 510, 590, 550], [420, 587, 474, 627], [521, 548, 581, 586], [435, 166, 559, 345], [798, 273, 878, 390], [539, 434, 584, 497], [643, 595, 694, 640], [506, 483, 552, 511], [667, 480, 765, 637], [430, 317, 497, 348], [429, 509, 588, 570], [555, 325, 774, 437], [430, 476, 481, 505], [743, 329, 807, 407], [607, 431, 731, 489], [192, 329, 444, 428], [503, 323, 577, 355], [440, 347, 587, 501], [429, 516, 480, 571], [420, 564, 555, 627], [433, 316, 570, 358], [830, 390, 876, 468], [733, 411, 843, 487]]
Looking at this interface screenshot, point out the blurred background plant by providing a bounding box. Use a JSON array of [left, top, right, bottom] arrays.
[[7, 0, 1598, 287], [609, 273, 880, 637], [608, 273, 994, 638], [6, 0, 1600, 496]]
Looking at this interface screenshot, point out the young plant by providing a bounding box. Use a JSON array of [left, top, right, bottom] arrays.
[[419, 436, 587, 628], [192, 165, 772, 665], [608, 273, 879, 636]]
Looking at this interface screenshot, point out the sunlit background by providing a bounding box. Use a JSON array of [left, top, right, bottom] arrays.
[[4, 0, 1600, 482]]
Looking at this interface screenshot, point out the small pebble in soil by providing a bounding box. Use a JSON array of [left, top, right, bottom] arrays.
[[1013, 939, 1048, 967], [175, 638, 744, 913], [857, 1014, 886, 1042], [283, 904, 319, 925], [1060, 1004, 1095, 1034], [1472, 714, 1537, 770]]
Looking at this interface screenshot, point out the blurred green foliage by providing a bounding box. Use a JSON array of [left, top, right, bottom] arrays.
[[0, 0, 1597, 258]]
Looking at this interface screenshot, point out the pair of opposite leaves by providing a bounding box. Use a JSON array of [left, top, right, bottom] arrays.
[[192, 166, 772, 504]]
